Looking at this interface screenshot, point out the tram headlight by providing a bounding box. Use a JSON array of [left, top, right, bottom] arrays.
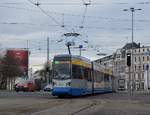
[[66, 82, 71, 86]]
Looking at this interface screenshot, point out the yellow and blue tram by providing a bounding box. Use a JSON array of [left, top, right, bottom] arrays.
[[52, 54, 114, 96]]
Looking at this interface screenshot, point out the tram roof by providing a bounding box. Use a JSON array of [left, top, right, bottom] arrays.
[[54, 54, 91, 63]]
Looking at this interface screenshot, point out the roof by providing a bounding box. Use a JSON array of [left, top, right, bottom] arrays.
[[122, 42, 140, 50], [54, 54, 91, 63], [94, 55, 114, 63]]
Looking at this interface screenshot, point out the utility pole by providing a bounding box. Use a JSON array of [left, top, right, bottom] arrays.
[[127, 52, 132, 96], [27, 40, 29, 79], [79, 45, 83, 56], [47, 37, 50, 84], [146, 64, 149, 89], [123, 7, 142, 95]]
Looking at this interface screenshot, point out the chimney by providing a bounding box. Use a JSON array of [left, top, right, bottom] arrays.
[[138, 43, 140, 47]]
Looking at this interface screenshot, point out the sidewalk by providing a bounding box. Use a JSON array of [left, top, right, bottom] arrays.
[[117, 90, 150, 95]]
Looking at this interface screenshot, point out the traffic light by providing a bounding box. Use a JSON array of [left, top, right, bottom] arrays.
[[127, 53, 131, 66], [46, 66, 49, 72]]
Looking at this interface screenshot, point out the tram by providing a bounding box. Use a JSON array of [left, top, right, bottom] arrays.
[[52, 54, 114, 97]]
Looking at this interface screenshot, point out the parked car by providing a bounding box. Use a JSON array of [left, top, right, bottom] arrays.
[[15, 81, 26, 92], [15, 80, 36, 92], [44, 84, 52, 92]]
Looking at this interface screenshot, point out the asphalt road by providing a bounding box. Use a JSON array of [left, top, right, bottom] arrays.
[[0, 90, 55, 99], [1, 91, 150, 115]]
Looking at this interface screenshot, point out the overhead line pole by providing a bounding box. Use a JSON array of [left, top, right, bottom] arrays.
[[123, 7, 142, 96], [47, 37, 50, 84], [27, 40, 29, 79]]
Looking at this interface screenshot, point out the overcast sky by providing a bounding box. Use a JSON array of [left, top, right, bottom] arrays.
[[0, 0, 150, 66]]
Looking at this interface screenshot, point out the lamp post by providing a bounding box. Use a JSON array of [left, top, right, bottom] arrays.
[[123, 7, 142, 94]]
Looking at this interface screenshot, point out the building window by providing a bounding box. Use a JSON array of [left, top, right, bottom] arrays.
[[143, 64, 145, 70], [135, 65, 136, 71], [143, 49, 145, 52], [135, 50, 136, 53], [143, 56, 145, 61], [138, 74, 140, 79], [135, 57, 136, 62], [139, 57, 141, 62], [142, 82, 144, 89], [139, 49, 140, 52], [147, 56, 149, 61], [147, 48, 149, 51], [142, 73, 144, 79]]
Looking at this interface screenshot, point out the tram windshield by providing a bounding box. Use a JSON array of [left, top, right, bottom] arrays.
[[53, 61, 70, 79]]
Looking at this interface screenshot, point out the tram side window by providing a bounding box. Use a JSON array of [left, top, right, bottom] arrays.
[[88, 69, 92, 81], [84, 68, 88, 80], [94, 71, 97, 82], [104, 75, 109, 82], [94, 71, 103, 82], [87, 68, 91, 81], [72, 65, 82, 79], [82, 68, 91, 81]]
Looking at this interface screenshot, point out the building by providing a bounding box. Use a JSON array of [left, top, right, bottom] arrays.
[[126, 46, 150, 90], [113, 48, 126, 90], [95, 42, 142, 91], [114, 42, 140, 90]]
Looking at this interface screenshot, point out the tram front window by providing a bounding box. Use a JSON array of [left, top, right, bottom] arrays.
[[53, 63, 70, 79]]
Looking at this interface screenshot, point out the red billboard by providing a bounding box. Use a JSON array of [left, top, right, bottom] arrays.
[[7, 49, 29, 76]]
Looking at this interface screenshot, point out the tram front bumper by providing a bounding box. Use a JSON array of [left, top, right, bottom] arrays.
[[52, 87, 72, 96], [52, 87, 82, 96]]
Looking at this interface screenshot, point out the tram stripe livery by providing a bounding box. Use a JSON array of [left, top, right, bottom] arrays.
[[52, 54, 114, 96]]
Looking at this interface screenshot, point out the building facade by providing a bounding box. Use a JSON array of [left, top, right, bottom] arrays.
[[126, 46, 150, 91], [99, 43, 140, 91], [113, 49, 126, 90]]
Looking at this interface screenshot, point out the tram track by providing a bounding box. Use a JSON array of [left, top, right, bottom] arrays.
[[70, 101, 97, 115]]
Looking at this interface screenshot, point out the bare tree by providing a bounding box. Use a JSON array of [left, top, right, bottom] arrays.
[[1, 53, 21, 90]]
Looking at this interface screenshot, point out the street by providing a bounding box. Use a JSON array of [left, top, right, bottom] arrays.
[[1, 91, 150, 115]]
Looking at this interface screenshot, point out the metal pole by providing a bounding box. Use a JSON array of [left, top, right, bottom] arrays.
[[147, 67, 149, 89], [124, 7, 141, 94], [131, 9, 134, 94], [27, 40, 29, 79], [47, 37, 50, 84], [128, 66, 131, 96], [79, 48, 81, 56]]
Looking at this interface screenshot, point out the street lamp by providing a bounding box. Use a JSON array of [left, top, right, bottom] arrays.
[[123, 8, 142, 46], [123, 7, 142, 94]]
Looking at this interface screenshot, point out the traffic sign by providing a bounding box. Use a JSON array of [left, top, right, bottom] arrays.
[[144, 64, 149, 71]]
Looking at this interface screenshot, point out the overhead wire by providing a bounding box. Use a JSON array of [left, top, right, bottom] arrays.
[[27, 0, 60, 25], [1, 1, 150, 5], [0, 21, 147, 32], [80, 3, 88, 29], [27, 0, 70, 31], [0, 5, 147, 23], [0, 0, 149, 55]]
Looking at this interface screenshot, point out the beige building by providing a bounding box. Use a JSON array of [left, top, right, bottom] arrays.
[[113, 49, 126, 90], [95, 43, 150, 91], [126, 46, 150, 91]]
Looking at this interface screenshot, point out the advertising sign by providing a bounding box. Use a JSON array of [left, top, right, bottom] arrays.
[[7, 49, 29, 75]]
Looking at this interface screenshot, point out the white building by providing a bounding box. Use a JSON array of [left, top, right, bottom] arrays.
[[126, 46, 150, 90]]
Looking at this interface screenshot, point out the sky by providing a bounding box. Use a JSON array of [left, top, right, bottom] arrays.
[[0, 0, 150, 67]]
